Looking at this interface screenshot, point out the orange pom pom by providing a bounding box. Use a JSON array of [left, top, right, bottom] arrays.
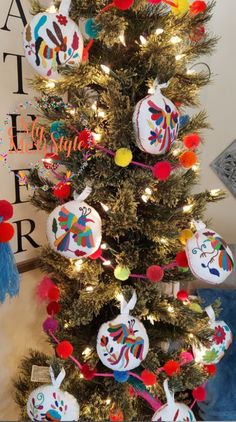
[[179, 151, 197, 169], [183, 133, 201, 150]]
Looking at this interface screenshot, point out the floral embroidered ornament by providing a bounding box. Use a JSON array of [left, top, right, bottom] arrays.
[[47, 186, 102, 259], [185, 220, 234, 284], [23, 0, 84, 78], [96, 291, 149, 372], [27, 367, 80, 421], [192, 305, 232, 365], [132, 81, 180, 155], [152, 379, 196, 421]]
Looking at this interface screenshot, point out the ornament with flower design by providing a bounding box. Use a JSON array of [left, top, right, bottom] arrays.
[[192, 306, 232, 364], [27, 368, 79, 421], [23, 0, 83, 78]]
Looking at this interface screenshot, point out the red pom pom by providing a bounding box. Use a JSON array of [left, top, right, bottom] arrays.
[[53, 182, 71, 200], [0, 200, 13, 221], [192, 385, 206, 401], [56, 340, 73, 359], [47, 301, 61, 315], [89, 247, 102, 260], [179, 151, 197, 169], [190, 25, 205, 42], [183, 133, 201, 150], [163, 360, 180, 376], [152, 161, 172, 181], [79, 129, 94, 149], [146, 265, 164, 282], [141, 369, 157, 386], [176, 251, 189, 268], [190, 1, 207, 15], [177, 290, 189, 301], [0, 222, 14, 242], [80, 364, 97, 380], [43, 153, 60, 170], [114, 0, 134, 9], [48, 286, 60, 302], [204, 364, 217, 376], [109, 408, 124, 422]]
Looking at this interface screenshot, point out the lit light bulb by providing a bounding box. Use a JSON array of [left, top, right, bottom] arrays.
[[64, 322, 69, 328], [186, 68, 196, 75], [119, 32, 126, 46], [170, 36, 182, 44], [106, 398, 111, 405], [46, 80, 56, 89], [161, 237, 168, 244], [86, 286, 94, 292], [175, 53, 186, 61], [147, 315, 155, 325], [101, 243, 107, 250], [100, 203, 110, 212], [103, 260, 111, 266], [101, 64, 111, 74], [116, 293, 124, 302], [189, 333, 194, 339], [155, 28, 164, 35], [91, 101, 97, 111], [92, 132, 102, 142], [141, 194, 148, 203], [82, 347, 91, 356], [69, 108, 76, 116], [46, 5, 57, 13], [75, 259, 83, 270], [140, 35, 147, 45], [183, 204, 194, 213], [192, 164, 200, 172], [210, 188, 221, 197], [145, 187, 152, 195], [167, 305, 174, 313], [79, 374, 84, 379], [98, 110, 106, 118]]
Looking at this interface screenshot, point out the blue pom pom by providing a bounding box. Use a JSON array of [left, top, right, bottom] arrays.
[[0, 243, 20, 303], [113, 370, 129, 383], [85, 18, 100, 39], [179, 115, 190, 129], [50, 121, 66, 140]]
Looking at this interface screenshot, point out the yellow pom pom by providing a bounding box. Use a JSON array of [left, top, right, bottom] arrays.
[[179, 229, 194, 245], [114, 265, 131, 281], [189, 303, 203, 313], [171, 0, 189, 16], [114, 148, 133, 167]]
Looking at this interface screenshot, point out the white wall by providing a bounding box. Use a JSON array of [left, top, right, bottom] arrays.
[[0, 269, 52, 420], [199, 0, 236, 243]]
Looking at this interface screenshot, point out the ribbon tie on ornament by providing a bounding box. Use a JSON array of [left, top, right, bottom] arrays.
[[49, 366, 66, 388], [120, 290, 137, 315]]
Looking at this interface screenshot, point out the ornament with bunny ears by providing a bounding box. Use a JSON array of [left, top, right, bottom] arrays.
[[47, 186, 102, 259], [133, 80, 180, 155], [23, 0, 84, 78], [97, 290, 149, 372], [192, 305, 232, 365], [27, 367, 80, 421], [185, 220, 234, 284], [152, 379, 196, 421]]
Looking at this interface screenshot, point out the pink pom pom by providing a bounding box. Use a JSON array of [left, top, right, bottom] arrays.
[[179, 351, 194, 365], [36, 276, 55, 302]]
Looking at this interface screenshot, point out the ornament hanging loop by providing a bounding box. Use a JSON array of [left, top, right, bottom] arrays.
[[163, 379, 175, 405], [192, 219, 206, 231], [59, 0, 72, 15], [49, 367, 66, 388], [120, 290, 137, 315], [205, 305, 215, 322], [153, 78, 169, 92], [74, 186, 92, 202]]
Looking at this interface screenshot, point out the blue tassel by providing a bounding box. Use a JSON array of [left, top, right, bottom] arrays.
[[0, 242, 20, 303]]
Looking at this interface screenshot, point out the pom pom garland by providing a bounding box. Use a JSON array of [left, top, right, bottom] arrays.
[[183, 133, 201, 150], [0, 200, 13, 221], [80, 364, 97, 380], [190, 1, 207, 15], [204, 364, 217, 376], [189, 303, 203, 313], [114, 148, 133, 167], [141, 369, 157, 386], [0, 222, 14, 242], [179, 151, 197, 169], [152, 161, 172, 181], [177, 290, 189, 302], [47, 301, 61, 315], [113, 370, 130, 382], [53, 182, 71, 200], [114, 0, 134, 10], [146, 265, 164, 282], [43, 317, 59, 333], [48, 286, 60, 302], [109, 408, 124, 422], [192, 386, 206, 401], [163, 360, 180, 376], [114, 265, 131, 281], [179, 229, 194, 245], [36, 276, 55, 302], [56, 340, 73, 359], [176, 251, 189, 268], [79, 129, 94, 149]]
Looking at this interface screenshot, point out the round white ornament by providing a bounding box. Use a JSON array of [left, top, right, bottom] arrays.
[[23, 0, 84, 78], [152, 379, 196, 422], [185, 220, 234, 284], [192, 306, 232, 365], [47, 186, 102, 259], [133, 82, 180, 155], [27, 368, 80, 421], [97, 291, 149, 372]]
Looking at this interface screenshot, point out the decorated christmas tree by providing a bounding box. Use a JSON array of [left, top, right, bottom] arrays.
[[14, 0, 235, 420]]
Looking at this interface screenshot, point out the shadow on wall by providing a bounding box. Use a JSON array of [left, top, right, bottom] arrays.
[[0, 268, 52, 420]]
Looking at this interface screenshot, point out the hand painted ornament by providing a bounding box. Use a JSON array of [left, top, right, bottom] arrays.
[[185, 220, 234, 284], [192, 306, 232, 365], [133, 82, 180, 155], [97, 291, 149, 371], [152, 379, 196, 421], [23, 0, 84, 78], [27, 367, 80, 421], [47, 186, 102, 259]]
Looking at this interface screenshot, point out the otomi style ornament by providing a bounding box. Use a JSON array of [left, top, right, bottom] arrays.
[[185, 220, 234, 284], [152, 379, 196, 421], [47, 186, 102, 259], [27, 367, 80, 421], [133, 82, 180, 155], [192, 305, 232, 365], [97, 291, 149, 371], [23, 0, 84, 78]]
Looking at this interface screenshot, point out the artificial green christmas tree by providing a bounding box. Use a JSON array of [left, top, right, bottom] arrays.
[[14, 0, 230, 420]]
